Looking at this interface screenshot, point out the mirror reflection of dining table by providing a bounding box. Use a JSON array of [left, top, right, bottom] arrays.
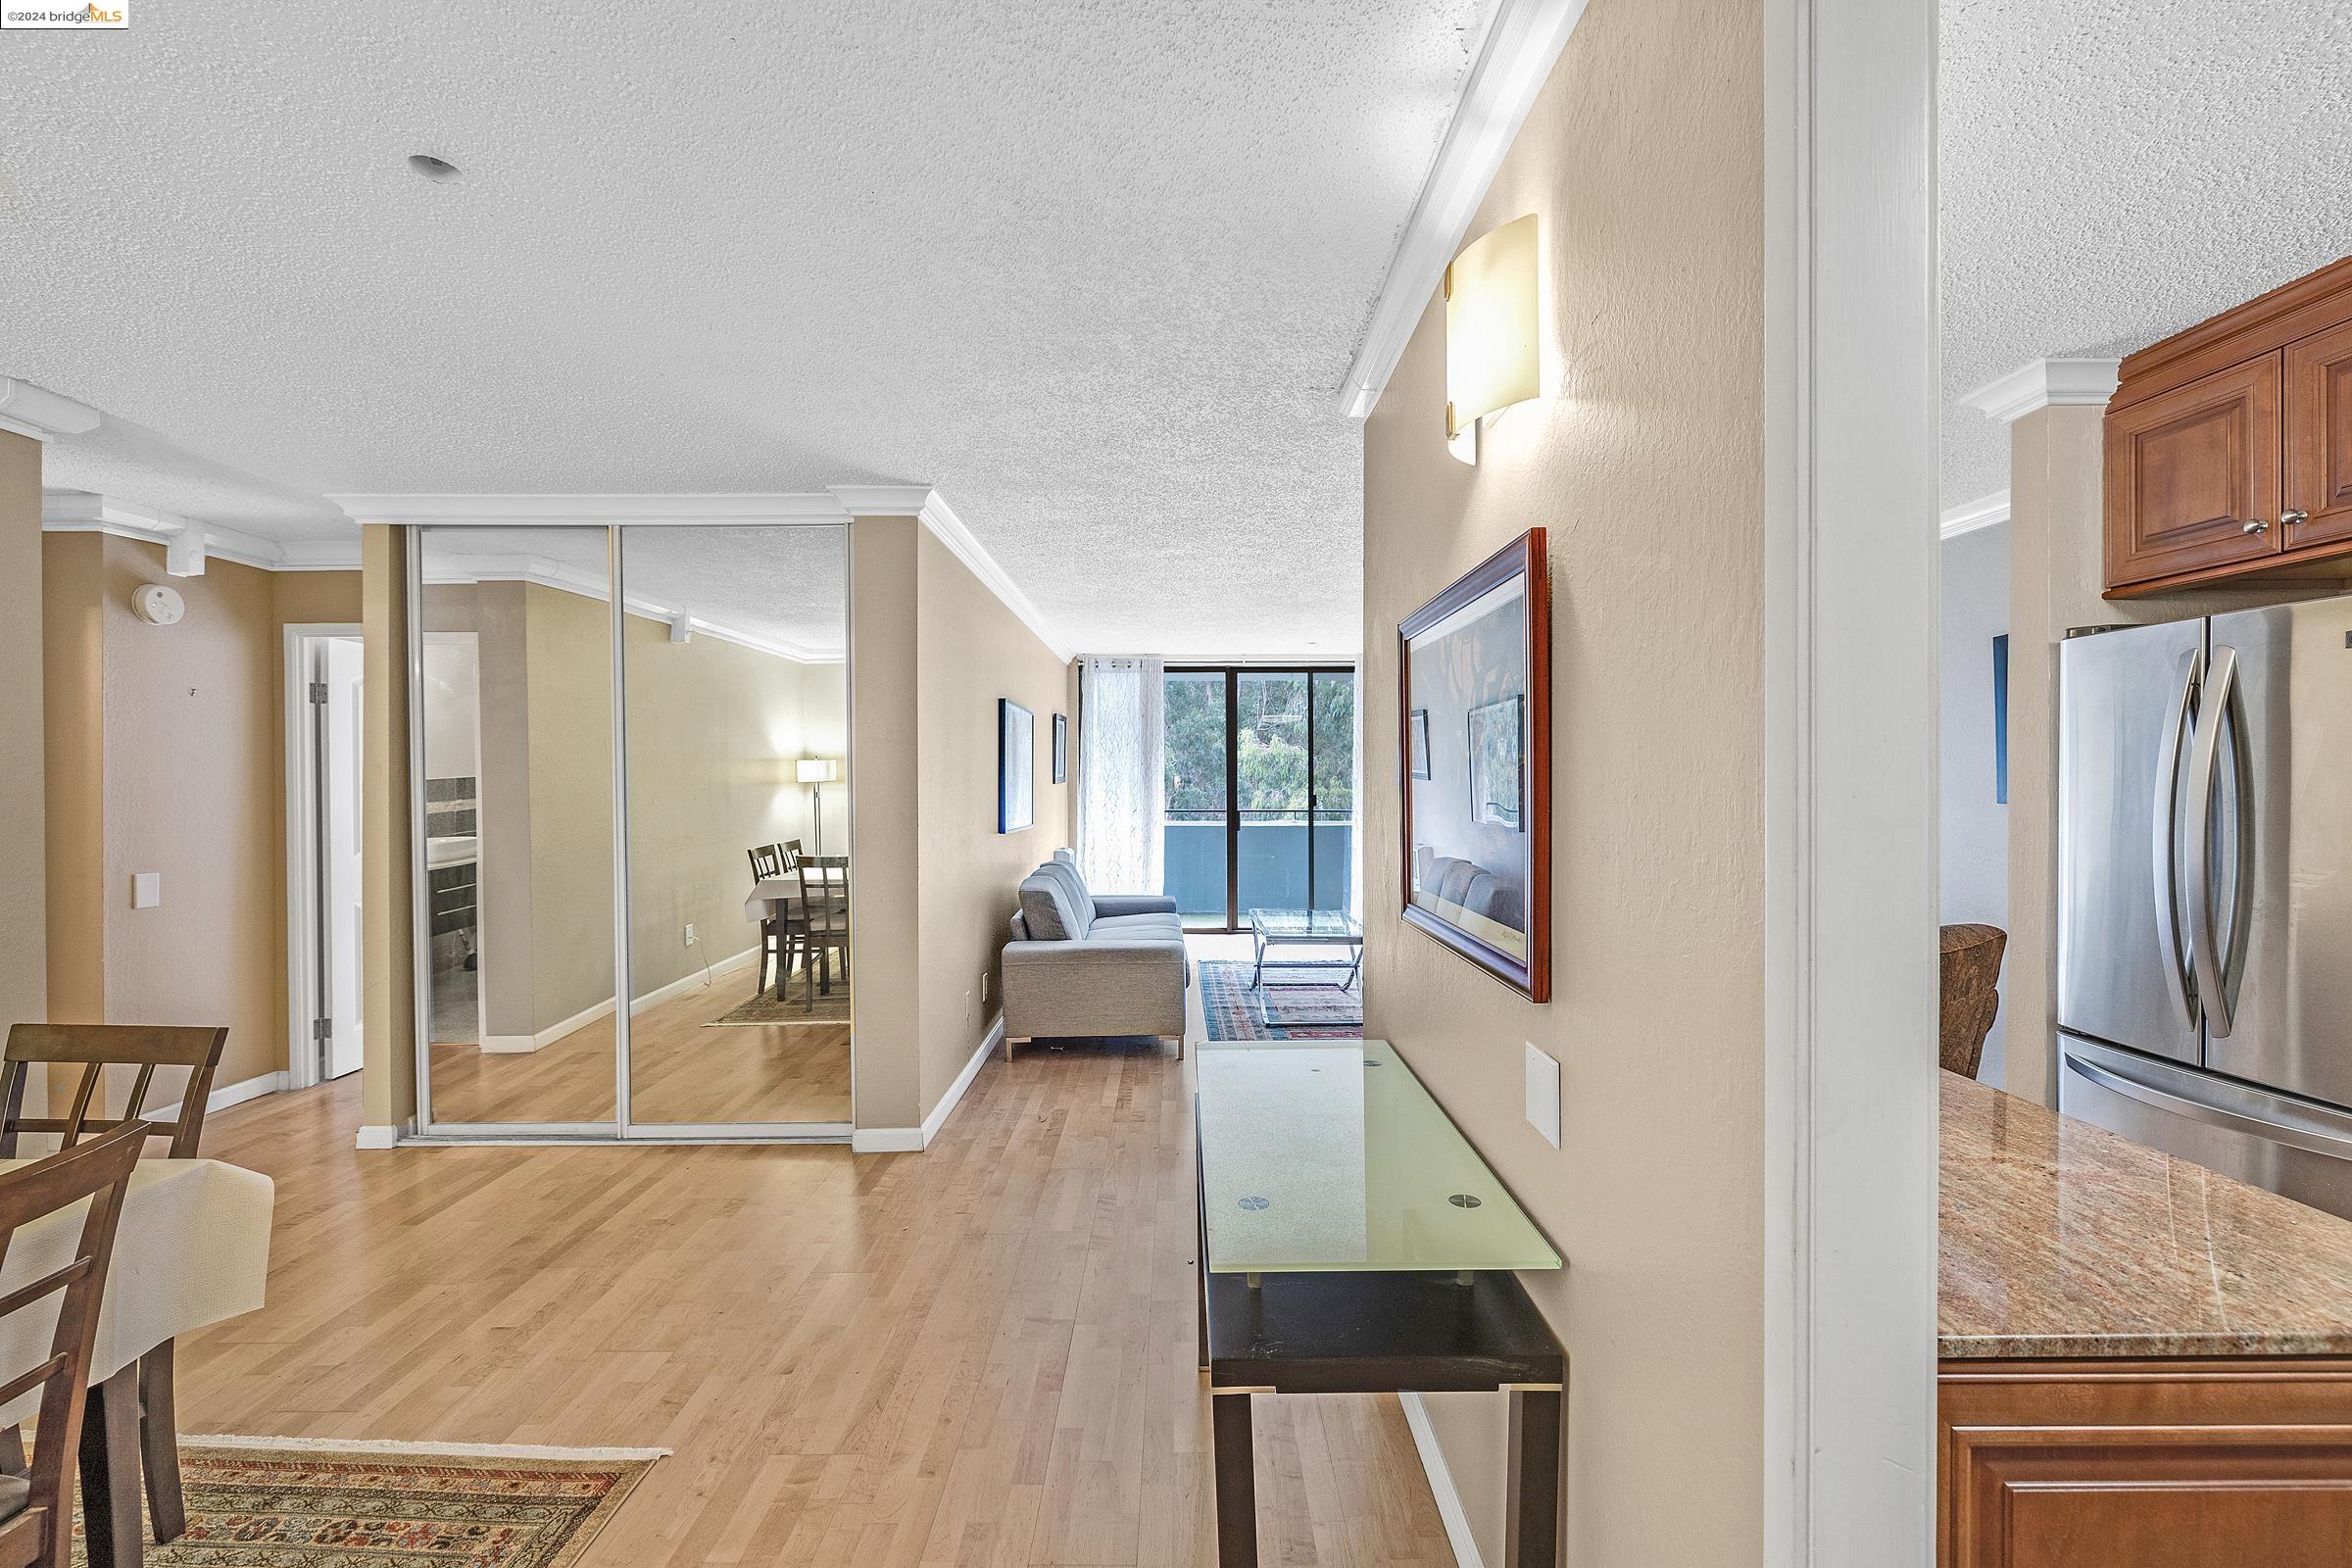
[[742, 857, 850, 1000]]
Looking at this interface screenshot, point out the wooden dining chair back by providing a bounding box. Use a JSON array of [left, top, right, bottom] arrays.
[[1938, 924, 2008, 1079], [0, 1024, 229, 1161], [748, 843, 786, 883], [793, 854, 852, 1010], [0, 1121, 146, 1568]]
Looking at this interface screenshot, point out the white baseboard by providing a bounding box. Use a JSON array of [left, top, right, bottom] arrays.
[[1399, 1392, 1485, 1568], [850, 1013, 1003, 1155], [354, 1124, 400, 1150], [144, 1070, 287, 1130], [478, 947, 760, 1054]]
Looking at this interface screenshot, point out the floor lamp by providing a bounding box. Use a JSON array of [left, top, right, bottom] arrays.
[[798, 758, 840, 857]]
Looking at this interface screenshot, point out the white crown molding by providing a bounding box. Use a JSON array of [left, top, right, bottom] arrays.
[[1333, 0, 1589, 419], [1938, 489, 2010, 540], [331, 487, 1067, 664], [0, 377, 101, 442], [328, 492, 849, 526], [1959, 358, 2120, 424], [40, 490, 362, 573], [907, 490, 1074, 664]]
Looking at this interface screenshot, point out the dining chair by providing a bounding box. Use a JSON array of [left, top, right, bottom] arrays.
[[794, 854, 852, 1009], [0, 1121, 146, 1568], [1938, 924, 2007, 1079], [0, 1023, 228, 1548]]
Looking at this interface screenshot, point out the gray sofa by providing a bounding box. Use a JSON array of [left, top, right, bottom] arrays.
[[1002, 852, 1189, 1058]]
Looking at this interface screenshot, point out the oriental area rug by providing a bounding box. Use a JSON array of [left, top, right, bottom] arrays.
[[74, 1438, 663, 1568]]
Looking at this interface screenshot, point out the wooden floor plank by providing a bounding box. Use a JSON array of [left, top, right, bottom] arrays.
[[176, 1030, 1457, 1566]]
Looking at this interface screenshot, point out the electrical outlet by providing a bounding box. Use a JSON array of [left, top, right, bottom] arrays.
[[1524, 1042, 1561, 1149], [131, 871, 162, 909], [683, 922, 697, 946]]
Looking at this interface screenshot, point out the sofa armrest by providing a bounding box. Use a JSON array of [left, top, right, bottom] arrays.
[[1089, 894, 1180, 918], [1002, 938, 1189, 1040]]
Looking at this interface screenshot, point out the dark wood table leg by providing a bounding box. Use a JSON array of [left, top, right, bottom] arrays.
[[1210, 1390, 1258, 1567], [80, 1365, 144, 1568], [140, 1342, 186, 1543], [1504, 1387, 1562, 1568]]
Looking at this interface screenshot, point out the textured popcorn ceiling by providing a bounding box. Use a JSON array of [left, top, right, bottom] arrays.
[[1940, 0, 2352, 510], [0, 0, 1495, 657]]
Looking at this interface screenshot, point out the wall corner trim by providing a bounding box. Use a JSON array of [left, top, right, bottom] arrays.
[[849, 1013, 1004, 1155], [1958, 358, 2121, 424], [0, 377, 101, 442], [1332, 0, 1590, 419], [1397, 1393, 1488, 1568], [354, 1124, 400, 1151], [1938, 489, 2011, 540], [829, 485, 1073, 663]]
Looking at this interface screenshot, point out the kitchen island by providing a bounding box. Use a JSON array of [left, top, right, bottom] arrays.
[[1938, 1068, 2352, 1566]]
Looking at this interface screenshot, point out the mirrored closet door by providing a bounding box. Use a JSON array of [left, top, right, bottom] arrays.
[[412, 522, 853, 1140]]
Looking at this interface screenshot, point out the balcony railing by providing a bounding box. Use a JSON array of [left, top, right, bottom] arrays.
[[1163, 814, 1354, 926]]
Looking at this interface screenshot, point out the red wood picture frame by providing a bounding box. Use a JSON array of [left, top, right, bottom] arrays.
[[1396, 528, 1551, 1001]]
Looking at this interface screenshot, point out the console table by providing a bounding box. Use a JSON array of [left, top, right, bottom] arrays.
[[1194, 1040, 1565, 1566]]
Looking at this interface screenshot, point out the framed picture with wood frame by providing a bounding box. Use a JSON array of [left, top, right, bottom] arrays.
[[1396, 529, 1550, 1001]]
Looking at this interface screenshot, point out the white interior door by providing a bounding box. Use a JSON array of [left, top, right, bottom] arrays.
[[322, 637, 367, 1080]]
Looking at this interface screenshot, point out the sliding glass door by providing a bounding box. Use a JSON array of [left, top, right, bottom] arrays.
[[1164, 665, 1356, 930], [411, 522, 853, 1141]]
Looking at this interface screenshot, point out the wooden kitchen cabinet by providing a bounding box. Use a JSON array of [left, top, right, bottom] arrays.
[[1939, 1357, 2352, 1568], [2106, 253, 2352, 595]]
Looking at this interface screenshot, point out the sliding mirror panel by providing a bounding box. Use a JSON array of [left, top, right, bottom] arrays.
[[416, 527, 617, 1128], [620, 525, 852, 1129]]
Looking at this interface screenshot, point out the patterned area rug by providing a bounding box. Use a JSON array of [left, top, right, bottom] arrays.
[[74, 1439, 662, 1567], [711, 978, 852, 1024], [1199, 959, 1363, 1041]]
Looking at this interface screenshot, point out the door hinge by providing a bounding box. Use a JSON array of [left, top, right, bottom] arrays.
[[313, 1018, 332, 1043], [309, 681, 328, 705]]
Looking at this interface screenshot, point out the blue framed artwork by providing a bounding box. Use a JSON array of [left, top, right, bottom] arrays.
[[1992, 634, 2009, 805], [999, 699, 1035, 833]]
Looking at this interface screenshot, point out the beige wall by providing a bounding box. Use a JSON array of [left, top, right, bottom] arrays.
[[36, 533, 361, 1105], [2002, 405, 2330, 1104], [361, 524, 416, 1132], [848, 516, 923, 1129], [913, 526, 1072, 1113], [1359, 0, 1766, 1561], [0, 434, 45, 1053]]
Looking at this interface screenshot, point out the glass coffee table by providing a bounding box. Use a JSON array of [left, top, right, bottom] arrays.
[[1193, 1040, 1565, 1566], [1246, 908, 1364, 1028]]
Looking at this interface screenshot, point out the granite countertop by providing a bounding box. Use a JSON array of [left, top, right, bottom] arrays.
[[1939, 1068, 2352, 1359]]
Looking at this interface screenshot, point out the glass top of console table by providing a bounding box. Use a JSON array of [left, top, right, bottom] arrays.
[[1196, 1040, 1562, 1275], [1248, 908, 1364, 941]]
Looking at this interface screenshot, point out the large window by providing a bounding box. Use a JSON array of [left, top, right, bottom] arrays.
[[1163, 665, 1356, 930]]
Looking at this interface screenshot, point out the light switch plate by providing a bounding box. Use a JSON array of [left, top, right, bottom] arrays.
[[131, 871, 162, 909], [1524, 1041, 1561, 1149]]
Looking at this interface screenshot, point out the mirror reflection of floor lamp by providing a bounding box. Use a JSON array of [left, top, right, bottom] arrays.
[[798, 758, 840, 857]]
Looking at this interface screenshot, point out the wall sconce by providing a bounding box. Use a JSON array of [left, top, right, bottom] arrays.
[[797, 757, 841, 858], [1445, 213, 1541, 466]]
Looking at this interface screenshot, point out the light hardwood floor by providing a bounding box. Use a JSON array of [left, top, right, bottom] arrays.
[[177, 1035, 1456, 1566], [425, 959, 853, 1125]]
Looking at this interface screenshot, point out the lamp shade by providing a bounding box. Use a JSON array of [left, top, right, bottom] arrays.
[[1445, 213, 1541, 455], [797, 758, 840, 784]]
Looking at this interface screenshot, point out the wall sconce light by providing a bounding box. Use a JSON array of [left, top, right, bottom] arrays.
[[1445, 213, 1541, 466], [797, 757, 841, 858]]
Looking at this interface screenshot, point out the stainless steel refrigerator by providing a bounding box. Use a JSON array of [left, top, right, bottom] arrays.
[[2058, 595, 2352, 1219]]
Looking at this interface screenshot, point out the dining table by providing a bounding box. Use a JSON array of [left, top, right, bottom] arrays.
[[0, 1154, 274, 1568], [742, 859, 851, 1000]]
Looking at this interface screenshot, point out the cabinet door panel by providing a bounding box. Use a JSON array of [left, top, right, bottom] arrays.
[[2105, 354, 2282, 588], [2286, 319, 2352, 551]]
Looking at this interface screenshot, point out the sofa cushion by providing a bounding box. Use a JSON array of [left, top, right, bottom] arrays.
[[1019, 873, 1089, 941], [1090, 911, 1185, 940], [1040, 858, 1093, 919]]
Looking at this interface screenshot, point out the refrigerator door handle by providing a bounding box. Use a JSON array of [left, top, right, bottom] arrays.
[[2064, 1038, 2352, 1163], [2151, 650, 2202, 1030], [2185, 645, 2245, 1038]]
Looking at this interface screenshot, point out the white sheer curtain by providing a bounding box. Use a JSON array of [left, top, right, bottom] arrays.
[[1077, 657, 1166, 895]]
